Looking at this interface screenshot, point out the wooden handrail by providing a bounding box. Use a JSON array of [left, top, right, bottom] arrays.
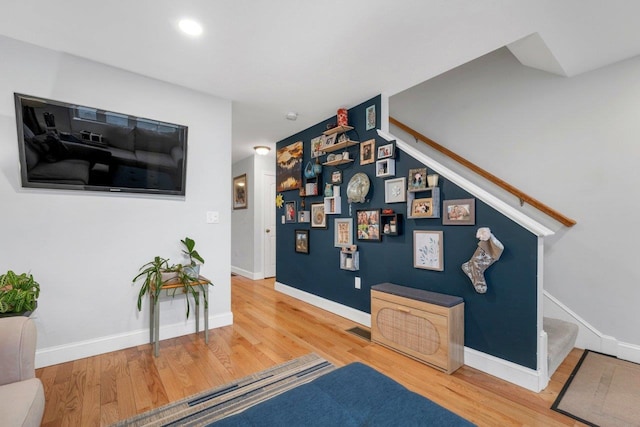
[[389, 116, 576, 227]]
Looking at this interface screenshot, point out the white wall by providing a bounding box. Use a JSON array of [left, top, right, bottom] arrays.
[[0, 36, 233, 367], [231, 153, 275, 279], [231, 156, 256, 278], [390, 48, 640, 351]]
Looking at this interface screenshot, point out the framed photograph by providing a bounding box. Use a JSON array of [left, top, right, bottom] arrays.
[[411, 198, 434, 218], [377, 141, 395, 159], [360, 139, 375, 165], [233, 174, 248, 209], [414, 230, 443, 271], [408, 167, 427, 191], [295, 229, 309, 254], [334, 218, 353, 248], [298, 210, 310, 223], [356, 209, 381, 241], [442, 199, 475, 225], [384, 177, 406, 203], [366, 105, 376, 130], [310, 135, 325, 158], [276, 141, 303, 191], [331, 170, 343, 184], [310, 202, 327, 228], [322, 133, 337, 149], [284, 201, 297, 223], [376, 158, 395, 177]]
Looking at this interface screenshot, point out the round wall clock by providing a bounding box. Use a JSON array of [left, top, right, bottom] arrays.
[[346, 172, 370, 203]]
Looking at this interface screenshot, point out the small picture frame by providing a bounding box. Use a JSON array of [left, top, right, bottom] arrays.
[[376, 158, 395, 177], [356, 209, 381, 241], [331, 170, 343, 184], [323, 133, 337, 149], [360, 139, 375, 165], [295, 229, 309, 254], [442, 199, 475, 225], [366, 105, 376, 130], [284, 201, 297, 223], [298, 210, 310, 223], [334, 218, 353, 248], [411, 198, 434, 218], [233, 174, 248, 209], [310, 202, 327, 228], [414, 230, 443, 271], [377, 141, 395, 159], [311, 135, 325, 158], [384, 177, 406, 203], [408, 167, 427, 191]]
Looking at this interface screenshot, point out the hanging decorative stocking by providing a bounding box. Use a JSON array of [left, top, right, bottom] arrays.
[[461, 227, 504, 294]]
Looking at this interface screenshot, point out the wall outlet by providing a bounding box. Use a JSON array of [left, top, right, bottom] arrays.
[[355, 277, 361, 289]]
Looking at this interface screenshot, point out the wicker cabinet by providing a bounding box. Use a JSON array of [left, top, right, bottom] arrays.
[[371, 283, 464, 374]]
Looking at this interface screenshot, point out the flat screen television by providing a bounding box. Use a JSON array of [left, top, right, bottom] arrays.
[[14, 93, 188, 196]]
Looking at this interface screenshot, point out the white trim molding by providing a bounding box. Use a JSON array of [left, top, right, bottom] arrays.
[[544, 290, 640, 364], [377, 130, 554, 237], [275, 282, 371, 327], [35, 312, 233, 368], [231, 266, 263, 280]]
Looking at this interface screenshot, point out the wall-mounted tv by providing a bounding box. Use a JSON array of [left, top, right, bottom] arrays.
[[14, 93, 188, 196]]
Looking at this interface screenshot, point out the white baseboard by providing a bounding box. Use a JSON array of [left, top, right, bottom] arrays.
[[275, 282, 371, 326], [544, 291, 640, 363], [35, 312, 233, 368], [275, 281, 550, 391], [464, 347, 547, 392], [231, 266, 263, 280]]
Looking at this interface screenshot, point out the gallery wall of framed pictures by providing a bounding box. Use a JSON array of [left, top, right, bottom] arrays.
[[272, 94, 541, 370]]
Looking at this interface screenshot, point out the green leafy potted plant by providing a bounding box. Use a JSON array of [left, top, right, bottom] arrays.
[[133, 255, 211, 319], [133, 256, 170, 312], [181, 236, 205, 277], [0, 270, 40, 316], [165, 263, 210, 318]]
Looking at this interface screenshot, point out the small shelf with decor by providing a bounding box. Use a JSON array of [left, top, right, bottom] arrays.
[[322, 139, 359, 153], [381, 213, 402, 236], [340, 246, 359, 271], [303, 175, 321, 197], [323, 156, 354, 167], [407, 187, 440, 219], [321, 125, 359, 168], [324, 195, 342, 215], [323, 125, 353, 136]]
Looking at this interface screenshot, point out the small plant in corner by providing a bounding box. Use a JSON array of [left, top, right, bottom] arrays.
[[0, 270, 40, 315]]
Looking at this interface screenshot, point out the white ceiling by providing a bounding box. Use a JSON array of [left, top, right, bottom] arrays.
[[2, 0, 640, 162]]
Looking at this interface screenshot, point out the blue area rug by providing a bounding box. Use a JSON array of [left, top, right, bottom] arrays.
[[112, 354, 474, 426], [210, 362, 474, 427]]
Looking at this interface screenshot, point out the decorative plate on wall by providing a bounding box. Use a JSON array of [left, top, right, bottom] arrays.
[[347, 172, 370, 203]]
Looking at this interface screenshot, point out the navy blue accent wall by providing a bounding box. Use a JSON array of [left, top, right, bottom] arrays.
[[275, 95, 538, 369]]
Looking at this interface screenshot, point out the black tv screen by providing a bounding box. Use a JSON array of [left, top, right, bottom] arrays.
[[14, 93, 188, 196]]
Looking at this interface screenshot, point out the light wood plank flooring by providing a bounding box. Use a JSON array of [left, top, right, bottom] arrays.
[[36, 276, 585, 426]]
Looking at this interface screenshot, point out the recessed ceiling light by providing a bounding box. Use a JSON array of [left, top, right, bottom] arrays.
[[178, 18, 203, 37]]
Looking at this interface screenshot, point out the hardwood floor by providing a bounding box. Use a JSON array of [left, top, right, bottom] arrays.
[[36, 276, 586, 426]]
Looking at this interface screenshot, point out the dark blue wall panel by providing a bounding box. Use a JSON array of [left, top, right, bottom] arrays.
[[275, 95, 538, 369]]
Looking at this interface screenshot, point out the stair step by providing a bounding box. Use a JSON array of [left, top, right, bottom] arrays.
[[544, 317, 578, 376]]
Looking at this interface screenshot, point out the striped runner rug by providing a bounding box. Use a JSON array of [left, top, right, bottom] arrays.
[[112, 353, 335, 427]]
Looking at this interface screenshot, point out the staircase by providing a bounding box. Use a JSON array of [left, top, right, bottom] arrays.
[[544, 317, 579, 376]]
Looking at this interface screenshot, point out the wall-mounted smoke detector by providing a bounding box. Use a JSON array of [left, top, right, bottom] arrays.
[[285, 112, 298, 121]]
